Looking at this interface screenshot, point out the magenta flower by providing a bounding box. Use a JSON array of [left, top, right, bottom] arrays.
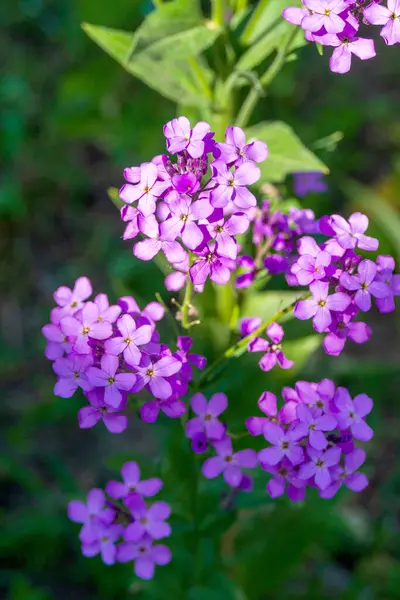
[[163, 116, 210, 158], [295, 404, 337, 450], [140, 397, 186, 422], [293, 171, 328, 197], [159, 193, 212, 250], [189, 242, 233, 286], [53, 353, 93, 398], [210, 160, 260, 209], [294, 280, 351, 332], [191, 432, 209, 454], [61, 301, 113, 354], [340, 259, 388, 311], [105, 314, 152, 366], [374, 254, 400, 313], [42, 320, 71, 360], [106, 462, 162, 502], [263, 458, 306, 502], [132, 215, 187, 264], [320, 448, 368, 498], [124, 496, 171, 542], [68, 488, 115, 544], [53, 276, 92, 315], [325, 30, 376, 74], [206, 213, 249, 259], [78, 388, 128, 433], [236, 255, 257, 288], [258, 423, 304, 466], [173, 336, 207, 383], [215, 126, 268, 166], [93, 293, 121, 323], [202, 437, 258, 488], [323, 313, 371, 356], [133, 356, 182, 400], [301, 0, 348, 32], [334, 387, 374, 442], [186, 392, 227, 440], [119, 162, 168, 217], [299, 446, 341, 490], [295, 379, 335, 412], [240, 316, 261, 336], [248, 322, 294, 372], [117, 536, 171, 580], [364, 0, 400, 46], [82, 522, 123, 565], [329, 212, 379, 251], [292, 236, 331, 285], [87, 354, 136, 408], [246, 391, 289, 436]]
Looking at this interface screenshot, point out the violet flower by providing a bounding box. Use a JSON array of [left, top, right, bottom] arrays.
[[133, 356, 182, 400], [140, 397, 186, 422], [328, 212, 379, 251], [87, 354, 136, 408], [364, 0, 400, 46], [82, 522, 123, 565], [53, 276, 92, 315], [294, 280, 351, 332], [319, 448, 368, 498], [68, 488, 115, 544], [263, 458, 306, 502], [210, 160, 260, 209], [159, 192, 212, 250], [235, 255, 257, 288], [117, 536, 171, 580], [105, 314, 152, 366], [248, 322, 294, 372], [374, 254, 400, 313], [163, 117, 210, 158], [299, 446, 342, 490], [323, 313, 371, 356], [291, 236, 332, 285], [78, 388, 128, 433], [119, 162, 168, 217], [53, 353, 93, 398], [106, 461, 162, 501], [189, 242, 233, 286], [186, 392, 227, 440], [295, 404, 337, 450], [334, 387, 374, 442], [340, 259, 388, 311], [215, 126, 268, 166], [202, 437, 258, 487], [60, 301, 113, 354], [301, 0, 348, 33], [124, 496, 171, 542], [258, 423, 304, 466]]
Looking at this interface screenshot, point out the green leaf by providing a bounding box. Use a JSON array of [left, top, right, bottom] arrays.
[[82, 23, 212, 106], [344, 179, 400, 262], [237, 22, 306, 71], [246, 121, 329, 182], [241, 0, 301, 45], [240, 290, 302, 324], [135, 25, 220, 62]]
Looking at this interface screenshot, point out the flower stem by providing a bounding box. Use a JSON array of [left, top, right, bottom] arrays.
[[240, 0, 270, 45], [188, 56, 212, 101], [197, 291, 310, 387], [211, 0, 226, 28], [236, 28, 298, 129], [181, 277, 194, 330]]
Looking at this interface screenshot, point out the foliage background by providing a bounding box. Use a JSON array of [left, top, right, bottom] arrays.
[[1, 0, 400, 598]]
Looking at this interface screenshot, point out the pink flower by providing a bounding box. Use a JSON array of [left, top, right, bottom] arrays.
[[364, 0, 400, 46], [105, 314, 152, 366], [87, 354, 136, 408]]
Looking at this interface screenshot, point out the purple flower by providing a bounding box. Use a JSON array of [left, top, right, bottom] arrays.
[[106, 461, 163, 500], [125, 496, 171, 541], [373, 254, 400, 313], [82, 522, 123, 565], [248, 322, 294, 371], [140, 398, 186, 423], [236, 255, 257, 288], [105, 314, 152, 366], [293, 172, 328, 197], [364, 0, 400, 46], [163, 117, 210, 158], [119, 162, 168, 217], [258, 423, 304, 466], [246, 391, 290, 436], [53, 353, 93, 398], [292, 236, 331, 285], [78, 388, 128, 433], [299, 446, 341, 490], [189, 242, 233, 286], [295, 379, 335, 412], [324, 29, 377, 75], [191, 432, 209, 454], [263, 458, 306, 502], [53, 276, 92, 315], [87, 354, 136, 408], [329, 212, 379, 252], [61, 302, 113, 354], [323, 313, 371, 356], [42, 319, 71, 360], [68, 488, 115, 544], [173, 336, 207, 382], [210, 160, 260, 209], [133, 356, 182, 400], [240, 316, 261, 337], [117, 536, 171, 580], [172, 172, 200, 194], [301, 0, 348, 33], [295, 404, 337, 450], [334, 387, 374, 441], [206, 213, 249, 259], [340, 259, 388, 311], [132, 215, 187, 264], [320, 448, 368, 498], [93, 293, 122, 323], [186, 392, 227, 440], [202, 436, 258, 487], [159, 192, 212, 250], [294, 281, 351, 332], [215, 126, 268, 166]]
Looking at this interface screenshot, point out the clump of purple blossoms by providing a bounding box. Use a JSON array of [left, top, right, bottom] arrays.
[[68, 462, 171, 579], [282, 0, 400, 74], [247, 380, 371, 500], [42, 278, 207, 431], [119, 119, 268, 288]]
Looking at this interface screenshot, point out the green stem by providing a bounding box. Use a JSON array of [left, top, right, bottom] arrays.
[[240, 0, 270, 45], [211, 0, 226, 27], [181, 277, 194, 330], [236, 0, 248, 12], [235, 28, 298, 129], [197, 291, 310, 387], [188, 56, 212, 100]]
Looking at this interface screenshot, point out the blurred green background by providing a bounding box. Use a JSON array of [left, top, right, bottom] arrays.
[[2, 1, 400, 599]]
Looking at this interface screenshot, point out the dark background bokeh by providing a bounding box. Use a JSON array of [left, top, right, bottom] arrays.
[[1, 1, 400, 599]]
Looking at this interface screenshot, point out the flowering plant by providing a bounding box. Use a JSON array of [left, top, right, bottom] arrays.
[[42, 0, 399, 595]]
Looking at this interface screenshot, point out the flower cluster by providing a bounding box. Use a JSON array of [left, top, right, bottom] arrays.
[[42, 277, 207, 431], [283, 0, 400, 74], [119, 119, 268, 289], [235, 200, 318, 288], [247, 381, 371, 500], [68, 462, 171, 579], [291, 213, 400, 355]]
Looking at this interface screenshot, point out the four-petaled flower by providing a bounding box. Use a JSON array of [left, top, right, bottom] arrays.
[[186, 392, 227, 440], [87, 354, 136, 408], [248, 322, 294, 371], [202, 436, 258, 487], [105, 314, 152, 366], [294, 280, 351, 332]]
